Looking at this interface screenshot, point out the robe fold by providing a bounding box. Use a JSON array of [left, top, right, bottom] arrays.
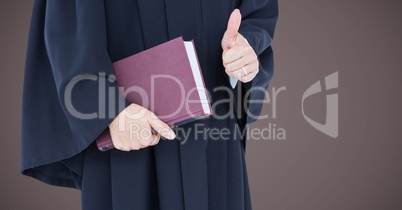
[[21, 0, 278, 209]]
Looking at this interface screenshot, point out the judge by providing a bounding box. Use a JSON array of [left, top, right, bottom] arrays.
[[21, 0, 278, 209]]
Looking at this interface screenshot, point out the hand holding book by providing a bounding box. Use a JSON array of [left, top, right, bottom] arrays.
[[108, 103, 176, 151], [96, 37, 212, 151]]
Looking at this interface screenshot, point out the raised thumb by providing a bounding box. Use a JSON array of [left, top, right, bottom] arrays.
[[223, 9, 242, 49]]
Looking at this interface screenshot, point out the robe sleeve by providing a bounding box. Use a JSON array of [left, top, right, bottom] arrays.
[[238, 0, 279, 124], [20, 0, 127, 188]]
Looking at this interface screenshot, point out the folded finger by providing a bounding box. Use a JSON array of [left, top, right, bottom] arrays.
[[150, 134, 161, 146]]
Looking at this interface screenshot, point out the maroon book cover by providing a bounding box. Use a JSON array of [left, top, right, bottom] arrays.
[[96, 37, 212, 151]]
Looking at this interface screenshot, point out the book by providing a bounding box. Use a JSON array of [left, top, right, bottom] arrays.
[[96, 37, 212, 151]]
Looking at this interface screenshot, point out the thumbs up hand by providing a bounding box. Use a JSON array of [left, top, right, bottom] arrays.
[[222, 9, 259, 83]]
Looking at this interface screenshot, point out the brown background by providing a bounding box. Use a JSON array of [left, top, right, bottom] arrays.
[[1, 0, 401, 209]]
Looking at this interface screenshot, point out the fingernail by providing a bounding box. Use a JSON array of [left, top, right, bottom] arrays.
[[169, 130, 176, 139]]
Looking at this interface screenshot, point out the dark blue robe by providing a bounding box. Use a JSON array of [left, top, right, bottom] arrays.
[[21, 0, 278, 209]]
